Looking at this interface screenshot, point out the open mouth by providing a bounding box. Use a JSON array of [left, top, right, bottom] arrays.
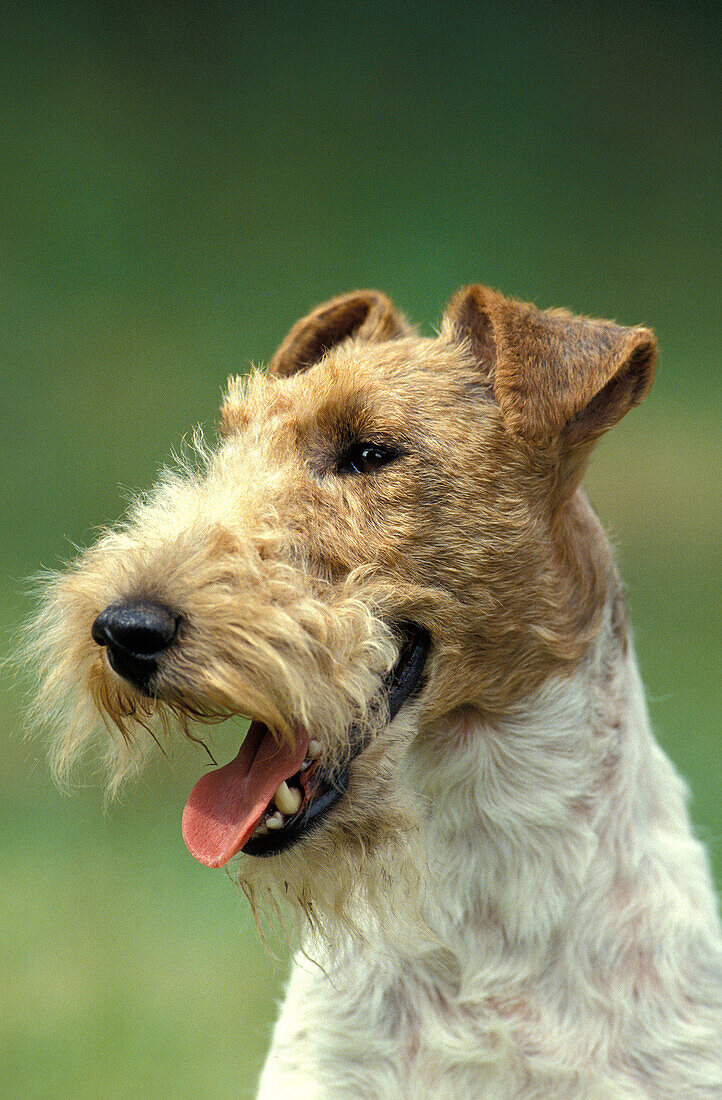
[[181, 622, 430, 866]]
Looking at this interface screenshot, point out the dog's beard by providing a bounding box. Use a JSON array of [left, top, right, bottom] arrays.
[[91, 639, 429, 945], [232, 708, 429, 952], [88, 658, 429, 947]]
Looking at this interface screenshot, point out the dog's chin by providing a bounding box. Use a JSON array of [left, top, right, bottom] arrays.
[[240, 622, 430, 859], [232, 710, 429, 943]]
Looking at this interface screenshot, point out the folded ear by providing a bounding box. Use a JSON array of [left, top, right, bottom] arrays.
[[445, 285, 657, 449], [268, 290, 412, 377]]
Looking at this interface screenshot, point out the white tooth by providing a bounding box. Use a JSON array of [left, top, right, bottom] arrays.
[[308, 739, 322, 759], [253, 822, 269, 836], [274, 781, 302, 815], [266, 811, 285, 830]]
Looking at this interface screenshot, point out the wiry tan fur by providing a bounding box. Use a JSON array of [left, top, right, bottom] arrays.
[[26, 287, 722, 1096]]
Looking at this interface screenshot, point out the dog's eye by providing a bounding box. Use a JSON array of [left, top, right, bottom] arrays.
[[336, 442, 401, 476]]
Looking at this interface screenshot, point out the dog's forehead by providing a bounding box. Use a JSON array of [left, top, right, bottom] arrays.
[[274, 335, 488, 424], [219, 334, 497, 461]]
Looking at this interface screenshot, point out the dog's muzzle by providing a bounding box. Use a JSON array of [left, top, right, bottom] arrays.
[[91, 601, 179, 691]]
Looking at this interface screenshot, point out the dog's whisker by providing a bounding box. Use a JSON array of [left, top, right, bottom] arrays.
[[183, 727, 218, 766]]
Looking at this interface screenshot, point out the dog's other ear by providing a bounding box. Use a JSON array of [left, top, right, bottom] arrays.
[[268, 290, 412, 377], [445, 285, 657, 449]]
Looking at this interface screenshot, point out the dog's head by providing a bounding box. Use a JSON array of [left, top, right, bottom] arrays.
[[27, 286, 655, 931]]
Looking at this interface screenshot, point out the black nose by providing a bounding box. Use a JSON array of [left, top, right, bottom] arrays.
[[92, 601, 179, 691]]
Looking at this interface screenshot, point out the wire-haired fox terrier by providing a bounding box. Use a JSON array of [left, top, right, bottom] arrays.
[[28, 286, 721, 1097]]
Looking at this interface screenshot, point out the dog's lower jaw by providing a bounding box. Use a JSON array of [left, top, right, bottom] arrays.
[[257, 601, 722, 1099], [231, 701, 428, 943], [240, 622, 430, 859]]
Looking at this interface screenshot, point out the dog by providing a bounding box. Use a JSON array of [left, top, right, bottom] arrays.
[[28, 286, 722, 1097]]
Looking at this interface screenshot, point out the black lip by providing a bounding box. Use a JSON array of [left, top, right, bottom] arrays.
[[386, 621, 431, 723], [242, 621, 430, 858]]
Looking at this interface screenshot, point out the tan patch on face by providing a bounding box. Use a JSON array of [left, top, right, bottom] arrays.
[[219, 335, 614, 719]]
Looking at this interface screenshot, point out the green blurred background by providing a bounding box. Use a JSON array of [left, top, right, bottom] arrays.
[[2, 2, 720, 1096]]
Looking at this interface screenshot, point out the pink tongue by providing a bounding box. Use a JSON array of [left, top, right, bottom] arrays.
[[182, 721, 309, 868]]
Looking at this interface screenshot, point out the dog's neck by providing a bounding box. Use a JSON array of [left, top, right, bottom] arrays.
[[404, 595, 691, 958]]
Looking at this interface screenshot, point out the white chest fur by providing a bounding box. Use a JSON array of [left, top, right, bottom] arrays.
[[258, 620, 722, 1098]]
